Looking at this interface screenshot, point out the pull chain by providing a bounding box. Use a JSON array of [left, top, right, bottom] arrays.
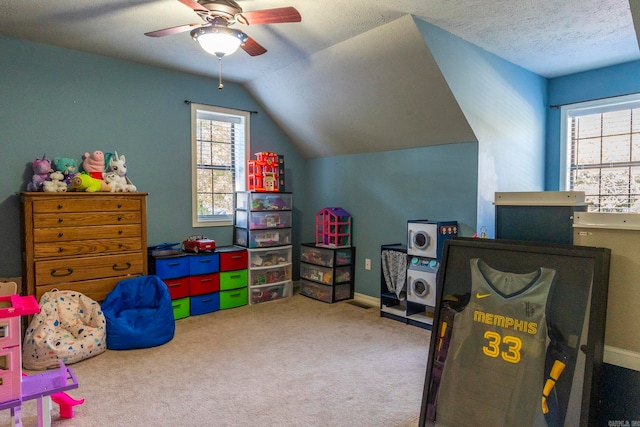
[[218, 57, 224, 90]]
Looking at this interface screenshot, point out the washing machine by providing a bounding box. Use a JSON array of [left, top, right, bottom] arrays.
[[407, 220, 458, 259], [406, 258, 439, 307]]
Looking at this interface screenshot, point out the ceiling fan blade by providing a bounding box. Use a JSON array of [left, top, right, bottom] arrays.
[[177, 0, 208, 12], [241, 37, 267, 56], [237, 7, 301, 25], [145, 23, 203, 37]]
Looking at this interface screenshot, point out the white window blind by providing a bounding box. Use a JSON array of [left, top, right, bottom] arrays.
[[191, 103, 248, 226], [561, 94, 640, 212]]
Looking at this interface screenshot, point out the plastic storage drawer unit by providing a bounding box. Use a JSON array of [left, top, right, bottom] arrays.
[[172, 297, 190, 320], [235, 192, 292, 211], [190, 292, 220, 316], [220, 287, 248, 309], [154, 255, 189, 279], [188, 253, 219, 276], [163, 276, 190, 299], [300, 280, 353, 303]]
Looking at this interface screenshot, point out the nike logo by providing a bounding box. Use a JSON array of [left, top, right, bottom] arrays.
[[476, 293, 491, 299]]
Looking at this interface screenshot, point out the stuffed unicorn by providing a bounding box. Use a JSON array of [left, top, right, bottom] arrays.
[[105, 151, 136, 192]]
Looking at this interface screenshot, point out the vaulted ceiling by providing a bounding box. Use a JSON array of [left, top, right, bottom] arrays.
[[2, 0, 639, 157]]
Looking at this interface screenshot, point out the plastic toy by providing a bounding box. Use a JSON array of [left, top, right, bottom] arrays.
[[26, 155, 53, 192], [42, 171, 67, 192], [67, 173, 112, 192], [51, 391, 85, 418], [182, 235, 216, 253], [315, 207, 352, 248], [0, 294, 82, 427], [81, 150, 105, 180], [248, 152, 280, 192], [53, 157, 79, 184]]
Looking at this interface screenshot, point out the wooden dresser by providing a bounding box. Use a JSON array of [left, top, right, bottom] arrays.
[[20, 192, 148, 302]]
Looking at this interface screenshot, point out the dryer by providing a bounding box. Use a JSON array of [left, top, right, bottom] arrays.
[[407, 220, 458, 259], [406, 259, 438, 306]]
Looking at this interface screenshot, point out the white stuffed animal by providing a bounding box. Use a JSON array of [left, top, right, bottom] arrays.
[[105, 151, 137, 192], [103, 172, 132, 192], [43, 171, 67, 192]]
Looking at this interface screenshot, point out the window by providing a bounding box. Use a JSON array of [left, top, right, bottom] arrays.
[[560, 94, 640, 212], [191, 103, 248, 226]]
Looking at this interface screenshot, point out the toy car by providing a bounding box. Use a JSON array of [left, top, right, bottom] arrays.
[[181, 235, 216, 253]]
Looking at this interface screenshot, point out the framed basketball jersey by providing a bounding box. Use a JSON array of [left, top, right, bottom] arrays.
[[419, 238, 610, 427]]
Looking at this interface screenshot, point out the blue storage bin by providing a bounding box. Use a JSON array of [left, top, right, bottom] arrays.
[[190, 292, 220, 316], [154, 255, 189, 279], [188, 253, 220, 275]]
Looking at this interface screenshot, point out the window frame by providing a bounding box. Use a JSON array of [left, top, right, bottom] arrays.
[[191, 103, 249, 227], [559, 93, 640, 211]]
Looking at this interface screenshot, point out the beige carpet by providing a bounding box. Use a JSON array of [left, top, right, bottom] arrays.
[[3, 293, 430, 427]]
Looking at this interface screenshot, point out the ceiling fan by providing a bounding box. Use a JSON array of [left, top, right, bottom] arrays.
[[145, 0, 301, 57], [146, 0, 301, 88]]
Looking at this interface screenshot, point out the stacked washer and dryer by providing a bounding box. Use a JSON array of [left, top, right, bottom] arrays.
[[405, 220, 458, 328]]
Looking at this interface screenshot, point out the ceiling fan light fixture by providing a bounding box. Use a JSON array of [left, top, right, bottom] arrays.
[[191, 27, 247, 57]]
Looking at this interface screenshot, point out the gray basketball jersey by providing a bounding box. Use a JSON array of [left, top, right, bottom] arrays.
[[435, 258, 556, 427]]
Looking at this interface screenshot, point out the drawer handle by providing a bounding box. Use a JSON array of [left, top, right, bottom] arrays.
[[229, 292, 241, 298], [58, 232, 64, 238], [231, 255, 243, 259], [200, 278, 212, 282], [167, 283, 180, 287], [229, 274, 241, 279], [57, 204, 63, 210], [51, 268, 73, 277], [173, 304, 182, 308], [118, 243, 124, 248], [118, 203, 123, 208], [58, 247, 64, 253], [199, 259, 211, 263], [117, 215, 123, 221], [201, 298, 213, 303], [57, 218, 64, 223], [112, 262, 132, 271], [168, 262, 181, 266], [118, 230, 124, 235]]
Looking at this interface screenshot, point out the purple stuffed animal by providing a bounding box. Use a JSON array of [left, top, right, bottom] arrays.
[[27, 155, 53, 192]]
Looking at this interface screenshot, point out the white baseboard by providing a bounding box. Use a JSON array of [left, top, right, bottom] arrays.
[[604, 345, 640, 371], [353, 293, 380, 308]]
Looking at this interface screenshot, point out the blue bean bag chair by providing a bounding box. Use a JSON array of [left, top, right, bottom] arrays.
[[102, 275, 175, 350]]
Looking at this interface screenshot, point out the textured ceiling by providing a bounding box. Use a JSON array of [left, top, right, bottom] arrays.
[[1, 0, 639, 157]]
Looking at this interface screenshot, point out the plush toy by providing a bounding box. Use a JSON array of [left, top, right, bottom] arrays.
[[82, 151, 105, 180], [43, 171, 68, 192], [27, 155, 53, 192], [103, 172, 132, 192], [68, 173, 112, 192], [53, 157, 79, 184], [105, 151, 137, 191]]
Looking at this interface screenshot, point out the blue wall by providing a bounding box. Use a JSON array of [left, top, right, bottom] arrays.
[[545, 60, 640, 189], [303, 143, 478, 297], [0, 36, 306, 277], [416, 19, 548, 237]]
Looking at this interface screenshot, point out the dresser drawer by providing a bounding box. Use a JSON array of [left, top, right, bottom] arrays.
[[34, 224, 141, 242], [34, 237, 142, 258], [219, 250, 248, 271], [33, 211, 141, 228], [35, 252, 145, 285], [219, 287, 247, 309], [34, 275, 138, 302], [190, 292, 220, 316], [153, 255, 189, 280], [188, 253, 219, 276], [189, 273, 220, 296], [220, 269, 247, 291], [33, 197, 141, 213], [163, 276, 190, 300]]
